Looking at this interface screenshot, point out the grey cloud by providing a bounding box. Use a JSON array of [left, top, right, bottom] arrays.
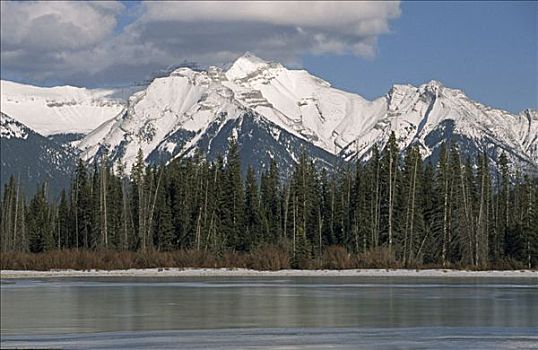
[[1, 1, 123, 50]]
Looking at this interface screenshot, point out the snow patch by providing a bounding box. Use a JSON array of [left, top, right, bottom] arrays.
[[2, 268, 536, 279]]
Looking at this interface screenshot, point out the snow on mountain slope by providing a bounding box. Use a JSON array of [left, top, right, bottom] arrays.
[[223, 54, 537, 171], [1, 112, 28, 140], [0, 80, 128, 136], [1, 112, 78, 196], [78, 67, 248, 169], [5, 53, 536, 176], [223, 53, 387, 153], [80, 53, 391, 170], [178, 110, 341, 176], [339, 81, 538, 171], [77, 53, 537, 173], [515, 109, 538, 164]]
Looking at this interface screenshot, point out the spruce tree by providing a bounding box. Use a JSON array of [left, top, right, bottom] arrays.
[[28, 185, 54, 252], [435, 143, 450, 266], [419, 161, 437, 264], [57, 190, 70, 249], [73, 159, 92, 250], [260, 159, 281, 243], [220, 137, 245, 251], [366, 146, 382, 248], [400, 145, 425, 266], [153, 175, 175, 251], [380, 132, 399, 258], [496, 152, 510, 262], [475, 152, 491, 267], [131, 149, 146, 251], [244, 165, 262, 249]]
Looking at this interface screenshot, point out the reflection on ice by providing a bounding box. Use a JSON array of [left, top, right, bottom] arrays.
[[3, 327, 538, 350], [1, 276, 537, 348]]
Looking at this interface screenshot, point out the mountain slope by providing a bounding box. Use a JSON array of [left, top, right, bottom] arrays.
[[223, 52, 388, 154], [77, 53, 537, 174], [2, 53, 536, 179], [1, 113, 78, 196], [339, 82, 538, 171], [0, 80, 130, 137], [77, 63, 341, 173]]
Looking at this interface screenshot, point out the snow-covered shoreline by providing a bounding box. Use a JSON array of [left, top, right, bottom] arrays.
[[1, 268, 537, 279]]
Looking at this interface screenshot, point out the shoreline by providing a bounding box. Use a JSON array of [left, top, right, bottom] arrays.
[[1, 268, 537, 279]]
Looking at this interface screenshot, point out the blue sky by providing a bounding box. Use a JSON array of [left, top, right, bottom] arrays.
[[303, 1, 537, 113], [1, 1, 535, 113]]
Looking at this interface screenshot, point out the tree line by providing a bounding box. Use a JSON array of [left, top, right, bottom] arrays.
[[1, 133, 537, 269]]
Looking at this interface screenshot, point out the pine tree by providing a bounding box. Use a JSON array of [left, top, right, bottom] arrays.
[[447, 145, 465, 264], [366, 146, 382, 248], [288, 149, 326, 265], [352, 163, 372, 253], [319, 168, 334, 249], [528, 177, 538, 268], [260, 159, 281, 243], [57, 190, 70, 249], [209, 160, 221, 249], [435, 143, 451, 267], [100, 151, 110, 249], [220, 137, 245, 251], [28, 185, 54, 252], [380, 132, 399, 259], [475, 152, 491, 267], [496, 152, 510, 261], [73, 159, 92, 250], [90, 161, 101, 249], [131, 149, 146, 251], [117, 162, 133, 250], [153, 172, 174, 251], [1, 176, 16, 251], [244, 165, 262, 249], [419, 161, 437, 264], [400, 145, 425, 266]]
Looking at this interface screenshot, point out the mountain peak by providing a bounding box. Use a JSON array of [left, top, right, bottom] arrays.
[[418, 79, 446, 98], [1, 112, 28, 140], [226, 52, 272, 80], [425, 79, 443, 88], [237, 51, 268, 64]]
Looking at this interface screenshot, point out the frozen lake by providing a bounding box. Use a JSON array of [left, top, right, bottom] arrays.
[[1, 276, 537, 349]]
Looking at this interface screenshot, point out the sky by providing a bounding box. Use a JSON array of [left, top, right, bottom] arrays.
[[0, 1, 536, 113]]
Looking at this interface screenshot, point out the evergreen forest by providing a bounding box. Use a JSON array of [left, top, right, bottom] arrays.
[[1, 133, 537, 270]]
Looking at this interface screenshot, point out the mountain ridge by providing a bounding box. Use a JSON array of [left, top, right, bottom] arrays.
[[1, 53, 536, 183], [1, 112, 78, 196]]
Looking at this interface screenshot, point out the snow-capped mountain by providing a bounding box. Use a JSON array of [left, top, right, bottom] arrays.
[[1, 112, 78, 196], [77, 57, 342, 173], [2, 52, 537, 184], [340, 82, 538, 169], [76, 53, 537, 173], [0, 80, 132, 137]]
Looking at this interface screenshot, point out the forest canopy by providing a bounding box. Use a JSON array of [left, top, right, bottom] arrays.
[[1, 133, 537, 270]]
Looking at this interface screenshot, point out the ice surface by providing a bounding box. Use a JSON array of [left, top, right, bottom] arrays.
[[3, 328, 537, 350], [1, 276, 537, 349]]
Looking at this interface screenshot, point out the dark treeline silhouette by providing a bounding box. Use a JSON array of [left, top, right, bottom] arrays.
[[1, 133, 537, 270]]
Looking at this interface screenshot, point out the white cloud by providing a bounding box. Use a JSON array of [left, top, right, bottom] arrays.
[[142, 2, 399, 35], [0, 1, 400, 86]]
